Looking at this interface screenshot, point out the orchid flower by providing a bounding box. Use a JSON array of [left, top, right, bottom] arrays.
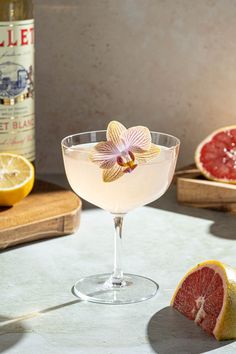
[[90, 121, 160, 182]]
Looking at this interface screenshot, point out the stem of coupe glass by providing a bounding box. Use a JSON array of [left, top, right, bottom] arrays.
[[109, 215, 125, 286]]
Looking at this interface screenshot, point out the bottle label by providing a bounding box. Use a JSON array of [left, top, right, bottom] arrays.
[[0, 19, 35, 161]]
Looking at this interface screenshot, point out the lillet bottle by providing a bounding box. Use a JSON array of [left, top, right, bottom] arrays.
[[0, 0, 35, 162]]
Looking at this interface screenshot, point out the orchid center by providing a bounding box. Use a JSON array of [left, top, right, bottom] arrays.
[[117, 150, 137, 173]]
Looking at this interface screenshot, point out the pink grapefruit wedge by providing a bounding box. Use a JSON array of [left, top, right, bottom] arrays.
[[195, 126, 236, 184], [171, 260, 236, 340]]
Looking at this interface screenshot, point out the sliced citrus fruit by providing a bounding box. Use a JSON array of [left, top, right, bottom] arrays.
[[0, 153, 34, 206], [195, 126, 236, 184], [171, 260, 236, 340]]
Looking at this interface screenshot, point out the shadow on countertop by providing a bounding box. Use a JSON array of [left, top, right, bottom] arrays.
[[147, 307, 234, 354], [150, 186, 236, 241], [0, 316, 26, 353], [0, 299, 81, 353]]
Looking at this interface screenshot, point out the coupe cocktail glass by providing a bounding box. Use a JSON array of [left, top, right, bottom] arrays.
[[62, 129, 180, 304]]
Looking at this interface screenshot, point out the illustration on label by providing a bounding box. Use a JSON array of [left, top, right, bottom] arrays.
[[0, 61, 34, 103], [0, 20, 35, 161]]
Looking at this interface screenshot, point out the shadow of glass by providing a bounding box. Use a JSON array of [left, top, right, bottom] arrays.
[[0, 316, 26, 353], [147, 307, 233, 354], [81, 199, 98, 210], [32, 179, 66, 194], [0, 299, 81, 352], [149, 186, 236, 241], [40, 299, 81, 314]]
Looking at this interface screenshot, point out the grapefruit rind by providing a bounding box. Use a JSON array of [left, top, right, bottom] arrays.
[[195, 125, 236, 185], [171, 260, 236, 340]]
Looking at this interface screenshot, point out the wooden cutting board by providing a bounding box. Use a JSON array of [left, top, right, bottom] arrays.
[[0, 180, 82, 250], [176, 164, 236, 213]]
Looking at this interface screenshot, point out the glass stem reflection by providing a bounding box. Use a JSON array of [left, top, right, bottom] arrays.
[[111, 215, 125, 286]]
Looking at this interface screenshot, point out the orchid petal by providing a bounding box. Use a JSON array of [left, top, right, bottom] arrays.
[[99, 158, 117, 169], [106, 121, 127, 147], [90, 141, 119, 168], [95, 141, 119, 155], [103, 165, 124, 182], [122, 126, 151, 152], [135, 144, 161, 164]]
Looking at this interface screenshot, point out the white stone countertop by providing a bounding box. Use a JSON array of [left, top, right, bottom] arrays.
[[1, 175, 236, 354]]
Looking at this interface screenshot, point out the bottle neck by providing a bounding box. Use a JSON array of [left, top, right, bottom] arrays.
[[0, 0, 33, 21]]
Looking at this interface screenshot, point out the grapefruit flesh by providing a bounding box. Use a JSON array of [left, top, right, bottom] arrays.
[[195, 126, 236, 183], [171, 260, 236, 340]]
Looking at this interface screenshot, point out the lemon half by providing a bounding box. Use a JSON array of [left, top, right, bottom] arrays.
[[0, 153, 35, 206]]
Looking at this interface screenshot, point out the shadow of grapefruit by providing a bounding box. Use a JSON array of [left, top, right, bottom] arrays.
[[147, 306, 234, 354]]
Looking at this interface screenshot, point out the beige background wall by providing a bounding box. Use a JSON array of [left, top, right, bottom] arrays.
[[35, 0, 236, 174]]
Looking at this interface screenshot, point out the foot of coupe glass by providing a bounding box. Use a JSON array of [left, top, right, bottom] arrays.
[[72, 215, 158, 304], [72, 273, 159, 304]]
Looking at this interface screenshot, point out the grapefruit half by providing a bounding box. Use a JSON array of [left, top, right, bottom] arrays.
[[171, 260, 236, 340], [195, 126, 236, 184]]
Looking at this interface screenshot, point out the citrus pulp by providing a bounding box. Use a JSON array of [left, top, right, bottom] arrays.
[[171, 260, 236, 340]]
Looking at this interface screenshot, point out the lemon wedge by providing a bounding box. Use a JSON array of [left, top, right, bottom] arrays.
[[0, 153, 35, 206]]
